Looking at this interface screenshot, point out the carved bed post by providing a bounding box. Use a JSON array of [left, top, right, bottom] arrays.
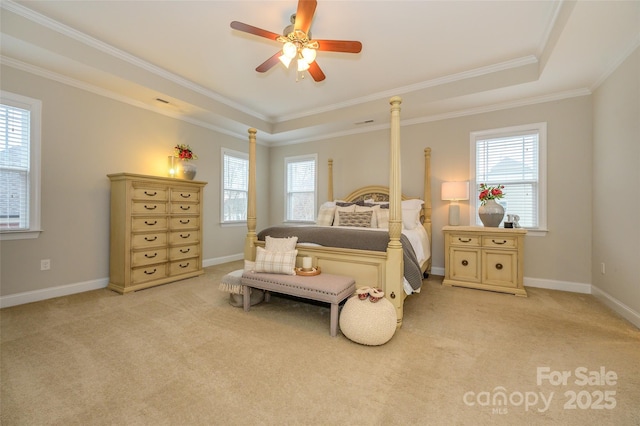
[[387, 96, 404, 326], [244, 128, 257, 261], [327, 158, 333, 202], [424, 147, 432, 274]]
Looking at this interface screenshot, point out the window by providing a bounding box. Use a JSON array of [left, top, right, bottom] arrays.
[[221, 148, 248, 223], [285, 154, 317, 222], [470, 123, 547, 232], [0, 91, 42, 240]]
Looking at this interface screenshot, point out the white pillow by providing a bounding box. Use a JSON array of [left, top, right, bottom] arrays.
[[376, 208, 390, 229], [355, 204, 380, 228], [402, 199, 423, 209], [333, 204, 356, 226], [265, 236, 298, 251], [316, 204, 336, 226], [254, 246, 297, 275], [402, 208, 421, 230]]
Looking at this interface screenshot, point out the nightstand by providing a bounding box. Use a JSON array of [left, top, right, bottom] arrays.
[[443, 226, 527, 296]]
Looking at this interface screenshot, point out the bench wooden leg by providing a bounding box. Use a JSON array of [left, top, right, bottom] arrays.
[[330, 303, 339, 337], [243, 286, 250, 311]]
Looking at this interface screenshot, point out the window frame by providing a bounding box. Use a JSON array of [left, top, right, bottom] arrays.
[[220, 147, 249, 225], [469, 122, 547, 235], [284, 154, 317, 223], [0, 91, 42, 241]]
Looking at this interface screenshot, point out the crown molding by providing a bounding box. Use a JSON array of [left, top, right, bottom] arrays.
[[1, 0, 271, 124]]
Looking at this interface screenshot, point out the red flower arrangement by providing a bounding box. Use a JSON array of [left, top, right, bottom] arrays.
[[479, 183, 505, 205], [174, 144, 197, 161]]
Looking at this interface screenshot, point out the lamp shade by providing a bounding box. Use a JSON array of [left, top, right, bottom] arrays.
[[441, 181, 469, 201]]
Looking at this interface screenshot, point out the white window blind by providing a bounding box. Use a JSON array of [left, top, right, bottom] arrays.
[[285, 155, 317, 222], [471, 123, 547, 230], [222, 149, 248, 222], [0, 102, 31, 231]]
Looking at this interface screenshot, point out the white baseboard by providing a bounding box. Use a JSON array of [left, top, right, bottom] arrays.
[[430, 266, 445, 276], [0, 277, 109, 309], [524, 276, 592, 294], [203, 253, 243, 268], [591, 285, 640, 329], [0, 254, 243, 309]]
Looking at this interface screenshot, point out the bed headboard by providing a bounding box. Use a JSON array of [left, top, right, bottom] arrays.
[[342, 185, 427, 224]]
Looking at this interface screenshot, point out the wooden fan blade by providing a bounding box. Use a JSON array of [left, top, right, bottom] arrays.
[[294, 0, 317, 34], [308, 61, 326, 82], [256, 51, 283, 73], [315, 39, 362, 53], [231, 21, 281, 41]]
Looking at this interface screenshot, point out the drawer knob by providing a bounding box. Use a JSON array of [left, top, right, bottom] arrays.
[[496, 263, 503, 270], [180, 233, 191, 239], [180, 205, 191, 211], [180, 193, 191, 198], [492, 239, 507, 245], [144, 253, 158, 259], [180, 248, 191, 254], [144, 191, 157, 197], [179, 262, 190, 268], [144, 220, 157, 226], [180, 219, 190, 224], [390, 292, 396, 299], [144, 268, 157, 275], [144, 236, 157, 242], [458, 238, 472, 243], [144, 205, 157, 210], [461, 260, 468, 266]]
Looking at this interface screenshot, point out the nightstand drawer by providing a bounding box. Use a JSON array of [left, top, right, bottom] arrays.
[[449, 248, 480, 282], [448, 234, 481, 247], [482, 235, 517, 248]]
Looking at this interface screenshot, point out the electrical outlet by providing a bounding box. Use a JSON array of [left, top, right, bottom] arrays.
[[40, 259, 51, 271], [600, 262, 605, 275]]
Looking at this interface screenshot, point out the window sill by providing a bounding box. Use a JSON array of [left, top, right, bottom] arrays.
[[0, 229, 43, 241], [220, 221, 247, 228]]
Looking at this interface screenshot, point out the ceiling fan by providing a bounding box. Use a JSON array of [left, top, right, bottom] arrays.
[[230, 0, 362, 82]]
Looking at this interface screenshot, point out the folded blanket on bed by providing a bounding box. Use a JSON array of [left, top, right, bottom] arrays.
[[257, 226, 423, 291]]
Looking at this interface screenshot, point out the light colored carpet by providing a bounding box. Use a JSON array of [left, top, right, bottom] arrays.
[[1, 261, 639, 425]]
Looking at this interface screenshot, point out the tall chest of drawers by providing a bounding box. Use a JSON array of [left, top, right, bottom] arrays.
[[108, 173, 207, 294], [443, 226, 527, 296]]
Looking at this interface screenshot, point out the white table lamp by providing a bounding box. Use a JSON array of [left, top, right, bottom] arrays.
[[441, 181, 469, 226]]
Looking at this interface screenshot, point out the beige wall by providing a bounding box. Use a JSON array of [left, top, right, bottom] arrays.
[[592, 47, 640, 314], [270, 95, 594, 285], [0, 65, 269, 297]]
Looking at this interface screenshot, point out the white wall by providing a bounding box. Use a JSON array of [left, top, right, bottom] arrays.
[[592, 47, 640, 322], [0, 65, 269, 300]]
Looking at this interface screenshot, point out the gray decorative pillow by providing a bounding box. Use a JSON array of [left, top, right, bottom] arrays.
[[337, 211, 373, 228]]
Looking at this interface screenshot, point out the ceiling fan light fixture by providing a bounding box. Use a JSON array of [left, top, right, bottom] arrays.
[[279, 55, 293, 68], [301, 47, 317, 64], [282, 41, 298, 59], [297, 57, 310, 72]]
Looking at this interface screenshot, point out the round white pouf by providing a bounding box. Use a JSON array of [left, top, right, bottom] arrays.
[[339, 295, 397, 345]]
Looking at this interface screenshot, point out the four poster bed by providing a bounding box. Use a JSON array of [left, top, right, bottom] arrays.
[[243, 96, 432, 327]]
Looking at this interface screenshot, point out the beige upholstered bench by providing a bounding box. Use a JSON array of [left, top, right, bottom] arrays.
[[241, 271, 356, 337]]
